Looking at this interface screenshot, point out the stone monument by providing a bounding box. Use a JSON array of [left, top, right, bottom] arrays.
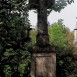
[[29, 0, 56, 77]]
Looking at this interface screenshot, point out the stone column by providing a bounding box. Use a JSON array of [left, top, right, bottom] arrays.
[[29, 0, 56, 77], [36, 0, 49, 46]]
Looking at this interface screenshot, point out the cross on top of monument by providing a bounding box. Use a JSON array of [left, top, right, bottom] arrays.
[[29, 0, 55, 9]]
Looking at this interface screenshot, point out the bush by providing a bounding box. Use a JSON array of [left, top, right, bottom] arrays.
[[0, 0, 31, 77]]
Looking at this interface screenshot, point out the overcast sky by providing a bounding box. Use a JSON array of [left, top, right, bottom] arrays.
[[29, 0, 77, 31]]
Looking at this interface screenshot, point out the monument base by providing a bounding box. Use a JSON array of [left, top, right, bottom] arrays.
[[29, 46, 56, 77]]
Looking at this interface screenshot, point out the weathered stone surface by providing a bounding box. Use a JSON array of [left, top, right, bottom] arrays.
[[36, 34, 50, 46], [30, 53, 56, 77], [74, 40, 77, 47], [28, 45, 56, 53]]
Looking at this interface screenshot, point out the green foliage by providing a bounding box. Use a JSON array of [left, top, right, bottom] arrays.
[[4, 65, 12, 77], [57, 55, 77, 77], [49, 20, 66, 48], [47, 0, 74, 14], [52, 0, 74, 12], [0, 0, 31, 77], [30, 30, 37, 45], [49, 20, 77, 77]]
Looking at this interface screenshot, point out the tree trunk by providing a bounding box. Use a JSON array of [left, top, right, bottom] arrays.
[[36, 0, 50, 46]]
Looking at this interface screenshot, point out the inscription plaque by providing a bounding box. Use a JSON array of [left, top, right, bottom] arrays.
[[30, 53, 56, 77], [36, 57, 50, 77]]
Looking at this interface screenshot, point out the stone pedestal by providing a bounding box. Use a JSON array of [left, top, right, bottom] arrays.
[[29, 46, 56, 77]]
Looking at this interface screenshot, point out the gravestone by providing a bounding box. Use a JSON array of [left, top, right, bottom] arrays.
[[29, 0, 56, 77]]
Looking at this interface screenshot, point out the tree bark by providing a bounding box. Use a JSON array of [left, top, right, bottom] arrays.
[[36, 0, 50, 46]]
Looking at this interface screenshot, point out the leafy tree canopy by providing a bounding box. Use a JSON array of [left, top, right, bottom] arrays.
[[28, 0, 74, 14], [52, 0, 74, 12], [48, 19, 77, 77], [49, 19, 75, 55], [49, 19, 66, 48]]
